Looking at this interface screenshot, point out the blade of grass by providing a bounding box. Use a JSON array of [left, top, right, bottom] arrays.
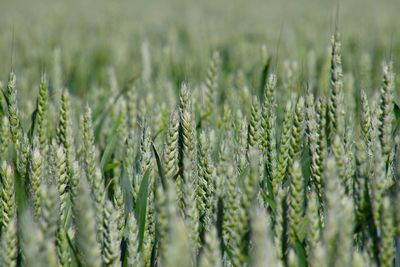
[[294, 237, 308, 267], [134, 168, 151, 251], [100, 111, 122, 170], [152, 143, 167, 191], [393, 101, 400, 136], [259, 57, 272, 99], [27, 102, 38, 145], [103, 161, 122, 172], [94, 86, 130, 141]]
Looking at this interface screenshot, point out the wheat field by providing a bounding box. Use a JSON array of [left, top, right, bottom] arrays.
[[0, 0, 399, 266]]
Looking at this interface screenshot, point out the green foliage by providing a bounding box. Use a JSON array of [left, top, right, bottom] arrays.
[[0, 4, 398, 266]]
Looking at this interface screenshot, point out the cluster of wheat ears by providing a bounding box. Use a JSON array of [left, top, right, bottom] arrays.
[[0, 30, 399, 267]]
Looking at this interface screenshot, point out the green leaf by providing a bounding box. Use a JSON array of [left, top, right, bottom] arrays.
[[393, 101, 400, 136], [152, 143, 167, 191], [103, 161, 122, 172], [27, 102, 38, 145], [260, 187, 276, 214], [237, 165, 250, 187], [259, 57, 272, 99], [94, 85, 131, 141], [120, 167, 134, 214], [263, 163, 275, 203], [100, 111, 122, 169], [221, 238, 234, 259], [134, 168, 151, 251], [294, 237, 308, 267], [15, 171, 27, 209], [66, 229, 80, 266], [394, 101, 400, 119]]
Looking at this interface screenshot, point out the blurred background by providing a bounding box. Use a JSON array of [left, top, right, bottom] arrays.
[[0, 0, 399, 96]]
